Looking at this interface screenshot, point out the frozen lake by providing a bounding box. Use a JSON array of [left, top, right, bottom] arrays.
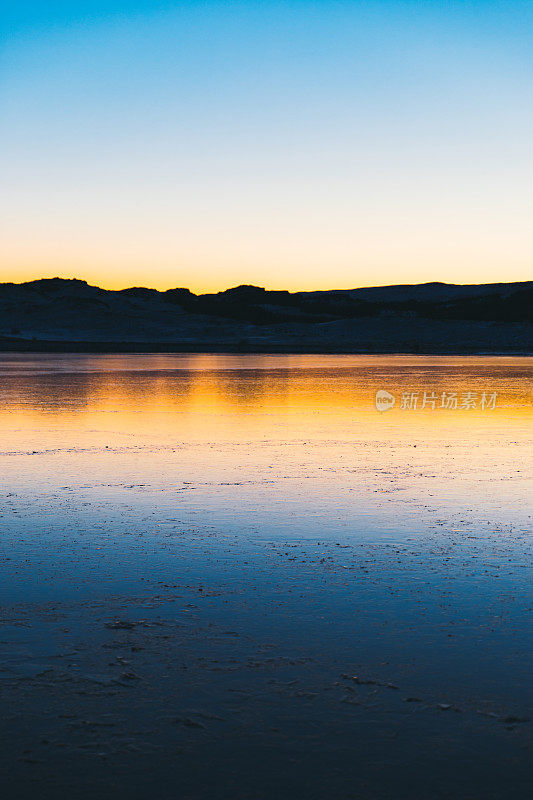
[[0, 354, 532, 799]]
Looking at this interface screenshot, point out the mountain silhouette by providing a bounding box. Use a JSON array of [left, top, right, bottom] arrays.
[[1, 278, 531, 353]]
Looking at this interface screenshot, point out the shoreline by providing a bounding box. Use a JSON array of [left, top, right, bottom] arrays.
[[0, 339, 531, 356]]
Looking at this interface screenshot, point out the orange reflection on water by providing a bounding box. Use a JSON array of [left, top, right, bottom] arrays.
[[0, 354, 531, 531], [0, 353, 531, 427]]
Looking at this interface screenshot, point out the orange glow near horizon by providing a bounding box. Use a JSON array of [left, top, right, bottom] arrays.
[[2, 261, 532, 294]]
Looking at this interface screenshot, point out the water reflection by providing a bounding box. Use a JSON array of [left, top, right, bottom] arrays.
[[0, 354, 531, 525], [1, 354, 531, 410], [0, 354, 531, 799]]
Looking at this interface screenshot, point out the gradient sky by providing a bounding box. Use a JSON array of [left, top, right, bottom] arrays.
[[1, 1, 532, 292]]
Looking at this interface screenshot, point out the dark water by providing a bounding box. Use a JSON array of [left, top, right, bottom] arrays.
[[0, 354, 531, 799]]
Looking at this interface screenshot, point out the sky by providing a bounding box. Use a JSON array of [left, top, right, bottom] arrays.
[[1, 1, 532, 292]]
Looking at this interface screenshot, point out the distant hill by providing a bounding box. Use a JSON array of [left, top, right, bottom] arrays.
[[0, 278, 532, 353]]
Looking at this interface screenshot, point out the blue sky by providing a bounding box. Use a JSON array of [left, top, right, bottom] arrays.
[[2, 1, 532, 291]]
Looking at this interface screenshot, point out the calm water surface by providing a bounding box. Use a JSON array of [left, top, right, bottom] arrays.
[[0, 354, 531, 800]]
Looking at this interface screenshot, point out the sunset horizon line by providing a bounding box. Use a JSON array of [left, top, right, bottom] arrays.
[[3, 273, 532, 296]]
